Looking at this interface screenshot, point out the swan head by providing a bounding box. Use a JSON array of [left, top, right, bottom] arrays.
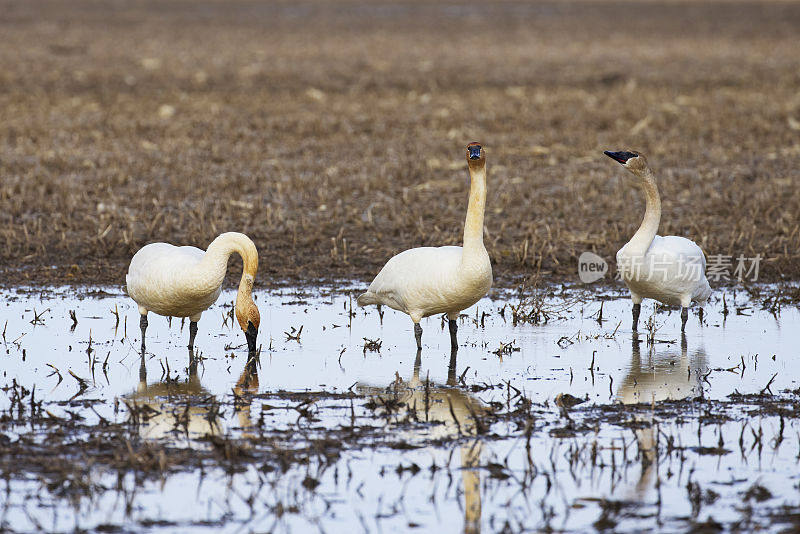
[[466, 142, 485, 168], [238, 303, 260, 354], [603, 150, 648, 176], [235, 274, 260, 353]]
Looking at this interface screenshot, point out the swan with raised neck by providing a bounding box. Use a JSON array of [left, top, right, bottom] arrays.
[[604, 150, 711, 332], [357, 142, 493, 351]]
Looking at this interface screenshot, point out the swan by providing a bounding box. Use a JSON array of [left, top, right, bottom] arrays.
[[357, 143, 493, 350], [604, 151, 712, 332], [126, 231, 261, 352]]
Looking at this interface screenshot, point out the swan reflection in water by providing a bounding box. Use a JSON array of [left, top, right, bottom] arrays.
[[359, 350, 484, 534], [128, 349, 258, 442], [617, 333, 707, 494]]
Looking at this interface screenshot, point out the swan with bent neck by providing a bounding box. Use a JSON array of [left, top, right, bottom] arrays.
[[126, 231, 261, 352], [604, 150, 711, 331], [357, 143, 493, 350]]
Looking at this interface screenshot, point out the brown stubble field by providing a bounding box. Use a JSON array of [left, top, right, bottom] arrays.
[[0, 0, 798, 288]]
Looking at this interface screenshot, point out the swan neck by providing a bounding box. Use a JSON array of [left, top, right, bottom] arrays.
[[627, 170, 661, 255], [197, 233, 259, 317], [236, 271, 256, 321], [201, 232, 258, 277], [462, 162, 487, 255]]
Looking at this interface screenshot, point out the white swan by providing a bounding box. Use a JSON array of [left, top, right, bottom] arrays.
[[604, 151, 712, 331], [126, 231, 261, 352], [357, 143, 493, 350]]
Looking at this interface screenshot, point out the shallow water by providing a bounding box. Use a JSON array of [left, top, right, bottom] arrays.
[[1, 283, 799, 532]]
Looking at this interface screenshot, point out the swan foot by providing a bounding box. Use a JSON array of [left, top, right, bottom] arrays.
[[632, 304, 640, 331], [680, 308, 688, 332], [188, 321, 198, 349], [414, 323, 423, 350], [448, 320, 458, 351], [139, 314, 148, 353]]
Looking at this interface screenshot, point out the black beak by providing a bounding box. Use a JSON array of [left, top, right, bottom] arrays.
[[245, 321, 258, 354], [604, 150, 637, 164], [468, 145, 482, 160]]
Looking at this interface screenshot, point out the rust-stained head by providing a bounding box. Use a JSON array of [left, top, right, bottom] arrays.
[[466, 142, 485, 168], [235, 274, 260, 353]]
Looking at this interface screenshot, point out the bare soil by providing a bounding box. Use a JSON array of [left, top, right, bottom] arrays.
[[1, 0, 799, 287]]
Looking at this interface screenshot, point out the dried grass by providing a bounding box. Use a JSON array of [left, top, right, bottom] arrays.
[[0, 0, 798, 286]]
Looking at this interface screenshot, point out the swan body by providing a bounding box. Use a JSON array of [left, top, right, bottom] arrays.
[[127, 243, 222, 319], [126, 231, 261, 351], [358, 245, 491, 321], [604, 150, 711, 331], [358, 143, 492, 350], [616, 235, 712, 308]]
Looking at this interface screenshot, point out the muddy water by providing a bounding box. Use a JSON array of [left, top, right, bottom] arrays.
[[1, 284, 799, 532]]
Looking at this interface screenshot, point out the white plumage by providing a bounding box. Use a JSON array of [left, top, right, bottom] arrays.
[[358, 246, 491, 321], [617, 235, 712, 308], [357, 143, 493, 350], [604, 150, 712, 331], [127, 243, 220, 320], [126, 231, 261, 351]]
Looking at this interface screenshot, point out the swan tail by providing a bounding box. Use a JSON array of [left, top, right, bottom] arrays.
[[696, 278, 712, 306], [357, 292, 378, 307]]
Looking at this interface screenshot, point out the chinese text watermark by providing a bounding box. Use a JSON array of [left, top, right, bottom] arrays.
[[577, 252, 762, 283]]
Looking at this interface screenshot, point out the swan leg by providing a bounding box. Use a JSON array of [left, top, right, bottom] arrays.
[[448, 319, 458, 351], [680, 308, 688, 332], [698, 307, 704, 324], [139, 314, 148, 353], [188, 321, 198, 349], [632, 304, 641, 331], [138, 347, 147, 382], [414, 323, 423, 350]]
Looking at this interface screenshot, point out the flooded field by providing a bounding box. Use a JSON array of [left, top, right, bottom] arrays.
[[1, 283, 799, 532]]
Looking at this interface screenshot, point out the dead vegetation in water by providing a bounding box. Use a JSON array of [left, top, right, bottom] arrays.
[[0, 0, 799, 288], [3, 374, 800, 531]]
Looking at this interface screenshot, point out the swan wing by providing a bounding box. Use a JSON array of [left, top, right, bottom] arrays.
[[127, 244, 205, 286], [126, 243, 219, 316], [620, 235, 710, 306], [648, 236, 706, 266]]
